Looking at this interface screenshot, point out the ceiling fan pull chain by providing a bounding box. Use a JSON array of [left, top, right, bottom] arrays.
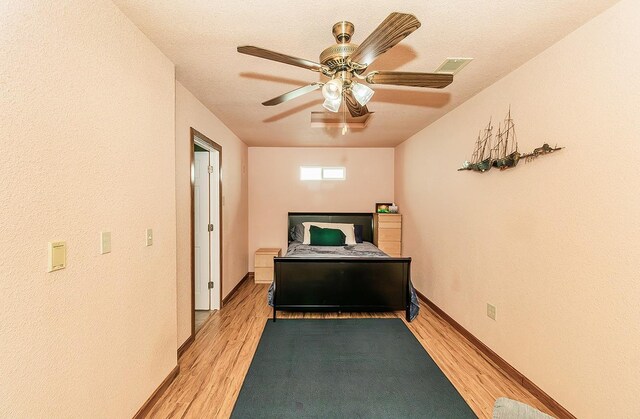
[[342, 94, 348, 136]]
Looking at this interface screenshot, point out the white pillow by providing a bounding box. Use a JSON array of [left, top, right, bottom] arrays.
[[302, 222, 356, 245]]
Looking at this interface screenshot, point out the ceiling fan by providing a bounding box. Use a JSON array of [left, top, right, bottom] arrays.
[[237, 12, 454, 119]]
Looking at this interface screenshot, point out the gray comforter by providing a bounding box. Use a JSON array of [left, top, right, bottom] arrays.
[[285, 241, 390, 258], [268, 242, 420, 321]]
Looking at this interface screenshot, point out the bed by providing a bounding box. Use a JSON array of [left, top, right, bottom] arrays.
[[268, 212, 419, 322]]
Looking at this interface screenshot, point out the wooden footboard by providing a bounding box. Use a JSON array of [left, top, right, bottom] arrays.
[[273, 257, 412, 322]]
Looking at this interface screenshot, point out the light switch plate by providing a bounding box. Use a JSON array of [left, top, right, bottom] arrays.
[[146, 228, 153, 246], [100, 232, 111, 254], [48, 241, 66, 272], [487, 303, 497, 321]]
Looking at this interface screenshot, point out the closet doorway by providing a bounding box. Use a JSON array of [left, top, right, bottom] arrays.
[[191, 128, 222, 334]]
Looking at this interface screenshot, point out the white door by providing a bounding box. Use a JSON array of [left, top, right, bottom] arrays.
[[194, 151, 210, 310], [209, 149, 221, 310]]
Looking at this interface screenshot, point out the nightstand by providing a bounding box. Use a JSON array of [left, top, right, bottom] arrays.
[[254, 248, 281, 284], [373, 213, 402, 257]]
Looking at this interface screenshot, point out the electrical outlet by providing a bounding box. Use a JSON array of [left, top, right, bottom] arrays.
[[487, 303, 497, 321]]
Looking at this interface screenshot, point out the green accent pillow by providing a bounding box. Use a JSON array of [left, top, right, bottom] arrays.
[[309, 225, 346, 246]]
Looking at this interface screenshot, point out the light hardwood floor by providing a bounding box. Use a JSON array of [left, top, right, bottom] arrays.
[[194, 310, 214, 333], [147, 281, 555, 418]]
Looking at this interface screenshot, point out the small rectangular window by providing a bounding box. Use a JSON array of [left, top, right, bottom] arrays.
[[300, 166, 346, 181], [322, 167, 346, 180], [300, 166, 322, 180]]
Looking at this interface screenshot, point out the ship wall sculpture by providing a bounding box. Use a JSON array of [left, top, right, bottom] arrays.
[[458, 108, 562, 173]]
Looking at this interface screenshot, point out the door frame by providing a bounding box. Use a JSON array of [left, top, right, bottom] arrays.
[[190, 128, 223, 337]]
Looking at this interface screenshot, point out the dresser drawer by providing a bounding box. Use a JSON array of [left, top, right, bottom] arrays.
[[378, 221, 402, 229], [378, 241, 401, 256], [378, 228, 401, 242], [255, 267, 274, 284], [255, 254, 275, 268], [376, 214, 401, 221]]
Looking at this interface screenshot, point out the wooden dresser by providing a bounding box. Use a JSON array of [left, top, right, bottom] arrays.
[[373, 213, 402, 257], [254, 248, 281, 284]]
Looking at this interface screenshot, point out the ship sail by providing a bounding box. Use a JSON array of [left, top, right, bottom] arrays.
[[501, 108, 521, 169], [491, 123, 505, 168], [475, 118, 493, 172], [458, 118, 494, 172], [490, 107, 521, 170], [458, 130, 482, 171]]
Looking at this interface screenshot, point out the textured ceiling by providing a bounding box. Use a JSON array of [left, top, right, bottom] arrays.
[[113, 0, 618, 147]]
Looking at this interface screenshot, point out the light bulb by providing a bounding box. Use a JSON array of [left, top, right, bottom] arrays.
[[351, 82, 374, 107], [322, 97, 341, 113], [322, 79, 343, 101]]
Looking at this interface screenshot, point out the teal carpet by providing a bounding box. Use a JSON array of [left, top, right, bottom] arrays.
[[231, 319, 476, 418]]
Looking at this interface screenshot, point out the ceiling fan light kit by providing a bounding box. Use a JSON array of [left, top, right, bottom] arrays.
[[351, 82, 374, 107], [238, 12, 459, 121], [322, 78, 343, 101], [322, 97, 342, 113]]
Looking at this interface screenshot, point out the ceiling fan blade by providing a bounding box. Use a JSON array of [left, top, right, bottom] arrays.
[[237, 46, 326, 72], [365, 71, 453, 88], [344, 91, 369, 117], [262, 83, 322, 106], [348, 13, 421, 68]]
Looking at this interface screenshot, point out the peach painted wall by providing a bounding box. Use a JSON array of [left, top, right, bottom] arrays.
[[175, 82, 249, 347], [0, 1, 177, 418], [394, 1, 640, 417], [248, 147, 394, 270]]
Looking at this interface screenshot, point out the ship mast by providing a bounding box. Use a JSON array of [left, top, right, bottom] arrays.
[[504, 108, 510, 155], [471, 130, 482, 163], [503, 107, 517, 154], [492, 123, 504, 159], [479, 118, 492, 161]]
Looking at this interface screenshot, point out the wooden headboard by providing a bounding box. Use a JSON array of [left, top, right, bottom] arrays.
[[287, 212, 374, 243]]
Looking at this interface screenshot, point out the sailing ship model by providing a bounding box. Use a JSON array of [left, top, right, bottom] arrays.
[[491, 108, 521, 170], [458, 119, 493, 172], [458, 107, 562, 173]]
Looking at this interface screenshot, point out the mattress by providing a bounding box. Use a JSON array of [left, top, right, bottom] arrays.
[[285, 241, 389, 258]]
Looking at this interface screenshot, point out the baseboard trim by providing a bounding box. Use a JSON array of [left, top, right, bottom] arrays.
[[178, 272, 251, 358], [222, 272, 252, 306], [177, 334, 194, 359], [414, 289, 575, 419], [132, 365, 179, 419]]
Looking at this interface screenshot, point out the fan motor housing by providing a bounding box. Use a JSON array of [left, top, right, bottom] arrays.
[[320, 43, 358, 71]]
